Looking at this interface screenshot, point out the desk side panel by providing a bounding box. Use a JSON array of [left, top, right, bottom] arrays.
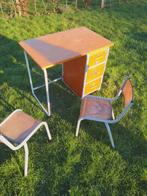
[[63, 56, 86, 97]]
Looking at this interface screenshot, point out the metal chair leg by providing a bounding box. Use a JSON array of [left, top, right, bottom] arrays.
[[104, 123, 115, 148], [24, 143, 29, 176], [76, 119, 82, 137], [44, 122, 52, 141]]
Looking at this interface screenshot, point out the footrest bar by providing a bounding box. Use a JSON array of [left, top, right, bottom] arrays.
[[33, 77, 62, 91], [32, 92, 50, 116]]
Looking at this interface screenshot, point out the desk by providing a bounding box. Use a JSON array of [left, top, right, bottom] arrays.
[[19, 27, 113, 116]]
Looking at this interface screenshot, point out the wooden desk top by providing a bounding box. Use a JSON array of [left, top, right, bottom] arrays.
[[19, 27, 113, 69]]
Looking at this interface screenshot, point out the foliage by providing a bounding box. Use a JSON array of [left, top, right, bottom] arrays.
[[0, 0, 63, 17], [0, 0, 147, 195], [0, 0, 143, 18]]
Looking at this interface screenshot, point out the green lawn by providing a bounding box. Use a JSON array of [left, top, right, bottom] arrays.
[[0, 1, 147, 195]]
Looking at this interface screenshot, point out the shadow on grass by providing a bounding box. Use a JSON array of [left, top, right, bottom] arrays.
[[0, 27, 146, 194], [79, 117, 146, 163], [0, 94, 15, 112], [0, 33, 145, 141], [0, 97, 17, 165], [131, 31, 147, 42], [0, 35, 28, 90], [0, 34, 81, 119], [28, 119, 147, 195], [0, 145, 13, 165]]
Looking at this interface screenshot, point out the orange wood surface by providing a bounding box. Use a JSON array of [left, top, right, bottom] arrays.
[[63, 48, 110, 97], [63, 56, 86, 97], [19, 27, 113, 69]]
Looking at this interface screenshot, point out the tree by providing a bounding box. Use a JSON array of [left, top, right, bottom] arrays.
[[14, 0, 28, 16], [101, 0, 105, 8]]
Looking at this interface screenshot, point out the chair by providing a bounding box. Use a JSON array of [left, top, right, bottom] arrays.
[[76, 77, 134, 148], [0, 109, 52, 176]]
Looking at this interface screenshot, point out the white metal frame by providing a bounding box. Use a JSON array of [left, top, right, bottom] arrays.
[[81, 53, 89, 98], [76, 78, 134, 148], [24, 51, 62, 116], [0, 109, 52, 176]]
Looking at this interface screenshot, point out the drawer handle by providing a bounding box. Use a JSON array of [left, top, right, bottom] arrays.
[[90, 83, 96, 87], [93, 71, 98, 75]]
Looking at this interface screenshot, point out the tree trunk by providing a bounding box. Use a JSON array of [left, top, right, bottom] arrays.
[[101, 0, 105, 8], [15, 0, 28, 16]]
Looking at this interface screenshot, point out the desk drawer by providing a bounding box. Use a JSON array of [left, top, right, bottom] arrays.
[[84, 77, 102, 96], [86, 63, 105, 83], [88, 49, 108, 67]]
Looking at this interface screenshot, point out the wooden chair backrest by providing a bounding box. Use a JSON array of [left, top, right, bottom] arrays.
[[121, 79, 133, 107]]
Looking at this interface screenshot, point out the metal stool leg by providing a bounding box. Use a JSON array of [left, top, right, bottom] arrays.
[[44, 122, 52, 141], [76, 119, 82, 137], [24, 143, 29, 176]]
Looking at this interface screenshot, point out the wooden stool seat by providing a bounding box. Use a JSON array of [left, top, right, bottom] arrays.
[[0, 111, 40, 144], [0, 109, 52, 176]]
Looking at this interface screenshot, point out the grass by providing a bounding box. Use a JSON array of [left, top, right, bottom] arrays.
[[0, 1, 147, 195]]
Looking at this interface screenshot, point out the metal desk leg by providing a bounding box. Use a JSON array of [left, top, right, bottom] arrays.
[[24, 51, 51, 116], [24, 51, 34, 94], [43, 69, 51, 116]]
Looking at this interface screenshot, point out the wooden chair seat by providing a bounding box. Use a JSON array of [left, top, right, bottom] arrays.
[[80, 97, 113, 120], [76, 77, 134, 148]]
